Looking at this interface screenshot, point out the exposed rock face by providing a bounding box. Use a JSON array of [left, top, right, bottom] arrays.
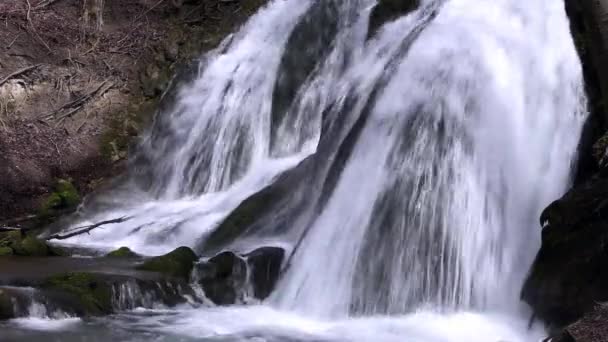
[[195, 247, 285, 305], [522, 0, 608, 335], [522, 174, 608, 327], [566, 0, 608, 183]]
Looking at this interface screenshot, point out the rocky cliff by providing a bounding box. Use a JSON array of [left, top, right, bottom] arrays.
[[523, 0, 608, 339]]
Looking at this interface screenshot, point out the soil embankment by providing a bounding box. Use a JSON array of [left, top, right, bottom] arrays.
[[0, 0, 267, 222]]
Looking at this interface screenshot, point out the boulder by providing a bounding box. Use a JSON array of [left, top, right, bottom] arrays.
[[0, 231, 52, 257], [368, 0, 420, 38], [245, 247, 284, 300], [106, 246, 138, 258], [195, 247, 285, 305], [522, 174, 608, 328], [39, 179, 80, 219], [137, 246, 198, 279], [42, 272, 114, 315], [195, 251, 247, 305]]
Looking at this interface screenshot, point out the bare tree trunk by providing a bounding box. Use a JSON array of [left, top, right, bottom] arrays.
[[83, 0, 104, 31]]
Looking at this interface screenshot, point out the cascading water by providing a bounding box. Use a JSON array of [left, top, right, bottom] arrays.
[[19, 0, 586, 340]]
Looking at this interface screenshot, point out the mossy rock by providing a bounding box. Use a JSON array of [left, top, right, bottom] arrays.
[[0, 247, 13, 256], [39, 179, 80, 219], [0, 230, 22, 247], [43, 272, 113, 315], [106, 247, 138, 258], [11, 236, 49, 257], [0, 231, 51, 257], [137, 247, 198, 279]]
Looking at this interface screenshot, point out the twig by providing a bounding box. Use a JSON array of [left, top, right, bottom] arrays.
[[44, 80, 114, 120], [134, 0, 166, 22], [46, 216, 131, 240], [0, 64, 42, 87], [25, 0, 31, 22], [6, 33, 22, 50], [34, 0, 63, 10]]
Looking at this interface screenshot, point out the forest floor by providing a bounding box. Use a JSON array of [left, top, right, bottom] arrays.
[[0, 0, 266, 222]]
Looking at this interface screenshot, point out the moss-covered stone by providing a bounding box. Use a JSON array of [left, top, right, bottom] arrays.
[[12, 236, 49, 257], [106, 247, 137, 258], [0, 231, 51, 257], [137, 247, 198, 279], [39, 179, 81, 219], [43, 272, 113, 315]]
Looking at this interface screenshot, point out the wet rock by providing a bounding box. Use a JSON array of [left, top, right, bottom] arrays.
[[106, 246, 138, 258], [195, 251, 247, 305], [42, 272, 114, 315], [137, 246, 198, 279], [0, 271, 201, 319], [522, 174, 608, 328], [246, 247, 284, 300], [0, 288, 16, 320], [195, 247, 285, 305], [270, 0, 340, 152], [368, 0, 420, 38]]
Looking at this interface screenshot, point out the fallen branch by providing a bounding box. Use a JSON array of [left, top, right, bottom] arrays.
[[0, 227, 24, 233], [44, 80, 114, 121], [0, 64, 42, 87], [46, 216, 131, 240], [34, 0, 64, 10]]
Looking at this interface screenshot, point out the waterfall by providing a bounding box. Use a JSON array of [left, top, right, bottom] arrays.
[[53, 0, 585, 339]]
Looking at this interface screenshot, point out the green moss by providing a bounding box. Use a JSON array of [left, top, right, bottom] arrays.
[[0, 230, 52, 257], [106, 247, 137, 258], [12, 236, 49, 257], [137, 247, 198, 279], [39, 179, 80, 220], [43, 273, 113, 315], [55, 180, 80, 208]]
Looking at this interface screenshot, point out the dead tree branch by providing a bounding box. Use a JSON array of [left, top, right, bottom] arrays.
[[46, 216, 131, 240], [43, 80, 114, 121], [0, 64, 42, 87]]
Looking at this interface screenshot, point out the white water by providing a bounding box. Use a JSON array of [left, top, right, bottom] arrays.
[[41, 0, 586, 340]]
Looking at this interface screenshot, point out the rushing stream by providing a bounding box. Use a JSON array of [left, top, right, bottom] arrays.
[[3, 0, 586, 340]]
